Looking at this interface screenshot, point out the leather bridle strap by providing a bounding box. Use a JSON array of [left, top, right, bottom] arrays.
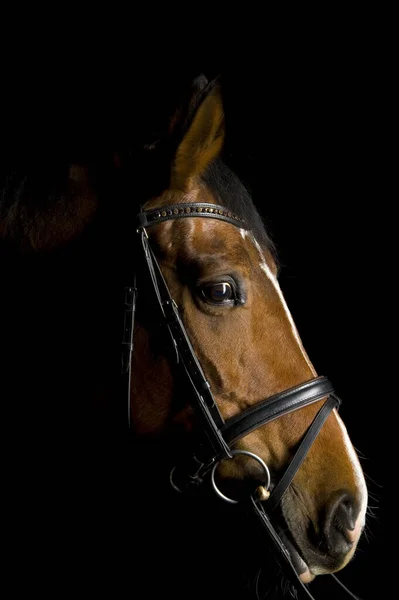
[[122, 280, 137, 427], [139, 229, 232, 461], [265, 394, 339, 511], [222, 376, 335, 444]]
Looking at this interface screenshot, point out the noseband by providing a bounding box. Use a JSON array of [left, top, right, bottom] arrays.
[[123, 203, 361, 600]]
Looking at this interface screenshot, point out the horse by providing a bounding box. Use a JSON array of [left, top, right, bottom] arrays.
[[0, 75, 368, 599]]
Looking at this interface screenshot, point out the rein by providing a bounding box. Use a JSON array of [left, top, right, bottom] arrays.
[[123, 202, 362, 600]]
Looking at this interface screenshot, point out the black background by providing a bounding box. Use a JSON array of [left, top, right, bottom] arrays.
[[1, 16, 390, 598]]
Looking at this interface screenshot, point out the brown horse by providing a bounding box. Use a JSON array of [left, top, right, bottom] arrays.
[[0, 76, 368, 599], [126, 77, 368, 597]]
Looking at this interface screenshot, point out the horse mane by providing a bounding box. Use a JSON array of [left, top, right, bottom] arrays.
[[202, 157, 277, 259]]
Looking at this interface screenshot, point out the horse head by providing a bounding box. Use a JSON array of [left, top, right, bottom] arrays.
[[128, 76, 368, 593]]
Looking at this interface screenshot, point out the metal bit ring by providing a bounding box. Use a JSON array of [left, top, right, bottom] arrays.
[[211, 449, 271, 505]]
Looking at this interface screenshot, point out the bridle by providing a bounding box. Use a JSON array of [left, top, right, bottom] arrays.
[[122, 202, 361, 600]]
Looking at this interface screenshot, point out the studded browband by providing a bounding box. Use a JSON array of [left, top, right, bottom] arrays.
[[137, 202, 246, 229]]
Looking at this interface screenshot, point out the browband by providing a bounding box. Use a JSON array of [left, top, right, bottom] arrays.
[[137, 202, 247, 230]]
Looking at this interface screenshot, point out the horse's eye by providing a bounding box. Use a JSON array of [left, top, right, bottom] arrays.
[[200, 282, 235, 304]]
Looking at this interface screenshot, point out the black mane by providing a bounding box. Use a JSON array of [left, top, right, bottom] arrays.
[[202, 158, 277, 259]]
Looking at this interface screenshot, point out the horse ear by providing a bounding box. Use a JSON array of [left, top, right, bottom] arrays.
[[171, 77, 225, 190], [168, 74, 209, 135]]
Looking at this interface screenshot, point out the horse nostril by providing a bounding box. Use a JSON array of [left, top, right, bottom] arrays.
[[321, 491, 359, 556]]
